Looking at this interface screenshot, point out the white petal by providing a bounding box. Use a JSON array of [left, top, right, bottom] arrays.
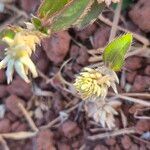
[[6, 59, 15, 84], [20, 56, 38, 78], [111, 82, 118, 94], [14, 61, 30, 83], [0, 56, 10, 69]]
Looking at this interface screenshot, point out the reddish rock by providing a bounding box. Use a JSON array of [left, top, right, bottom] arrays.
[[0, 69, 6, 83], [70, 45, 89, 66], [11, 121, 27, 132], [125, 56, 143, 70], [94, 145, 108, 150], [5, 95, 26, 117], [11, 121, 20, 131], [132, 75, 150, 92], [114, 145, 121, 150], [35, 130, 56, 150], [76, 24, 98, 41], [126, 71, 137, 83], [15, 123, 27, 132], [0, 118, 11, 133], [129, 0, 150, 32], [76, 47, 89, 66], [136, 120, 150, 134], [52, 93, 64, 114], [5, 112, 17, 122], [144, 65, 150, 75], [20, 0, 39, 13], [42, 31, 71, 64], [93, 27, 110, 49], [121, 135, 132, 149], [0, 85, 8, 98], [32, 47, 49, 73], [105, 138, 116, 146], [57, 143, 71, 150], [130, 144, 139, 150], [60, 120, 81, 138], [6, 77, 33, 99]]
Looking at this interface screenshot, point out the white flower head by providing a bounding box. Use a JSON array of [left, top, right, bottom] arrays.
[[74, 66, 119, 101], [0, 25, 45, 84], [85, 100, 121, 129]]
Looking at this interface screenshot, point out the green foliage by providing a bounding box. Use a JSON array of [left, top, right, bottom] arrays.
[[77, 1, 105, 28], [0, 29, 15, 39], [51, 0, 93, 33], [38, 0, 69, 19], [103, 33, 133, 71], [37, 0, 105, 33], [32, 16, 48, 34]]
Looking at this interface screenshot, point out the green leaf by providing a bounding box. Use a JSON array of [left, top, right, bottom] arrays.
[[51, 0, 92, 33], [38, 0, 69, 19], [77, 1, 105, 29], [31, 16, 49, 34], [103, 33, 133, 71], [0, 29, 15, 39]]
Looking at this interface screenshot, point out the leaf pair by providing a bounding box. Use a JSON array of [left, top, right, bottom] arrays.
[[37, 0, 105, 33]]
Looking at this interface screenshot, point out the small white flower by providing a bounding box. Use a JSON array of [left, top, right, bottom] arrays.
[[85, 100, 121, 129]]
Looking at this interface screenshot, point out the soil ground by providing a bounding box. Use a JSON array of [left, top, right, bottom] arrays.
[[0, 0, 149, 150]]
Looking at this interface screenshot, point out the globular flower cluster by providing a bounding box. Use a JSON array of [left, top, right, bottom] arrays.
[[0, 25, 45, 84], [97, 0, 120, 6], [74, 66, 120, 129], [74, 67, 119, 101]]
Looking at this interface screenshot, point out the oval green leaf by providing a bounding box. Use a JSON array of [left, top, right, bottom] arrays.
[[103, 33, 133, 71]]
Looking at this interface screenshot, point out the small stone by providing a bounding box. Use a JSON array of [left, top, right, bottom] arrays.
[[94, 145, 108, 150], [35, 130, 56, 150], [42, 31, 71, 64], [6, 76, 33, 99], [5, 95, 26, 117], [76, 47, 89, 66], [93, 27, 110, 49], [0, 69, 6, 83], [130, 144, 139, 150], [144, 65, 150, 76], [60, 120, 81, 138], [126, 71, 137, 83], [20, 0, 39, 13], [125, 56, 143, 70], [0, 118, 11, 133], [121, 135, 132, 149], [129, 0, 150, 32], [57, 143, 71, 150], [52, 93, 64, 114], [136, 120, 150, 134], [132, 75, 150, 92], [105, 138, 116, 146], [0, 85, 8, 98], [76, 24, 98, 41], [5, 112, 17, 122], [32, 47, 49, 73]]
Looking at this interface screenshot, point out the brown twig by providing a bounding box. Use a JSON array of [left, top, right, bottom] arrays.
[[116, 95, 150, 106], [40, 102, 81, 130], [1, 132, 37, 140], [0, 136, 9, 150], [109, 0, 122, 41], [87, 127, 136, 141], [18, 103, 39, 132], [121, 93, 150, 99], [98, 15, 150, 46]]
